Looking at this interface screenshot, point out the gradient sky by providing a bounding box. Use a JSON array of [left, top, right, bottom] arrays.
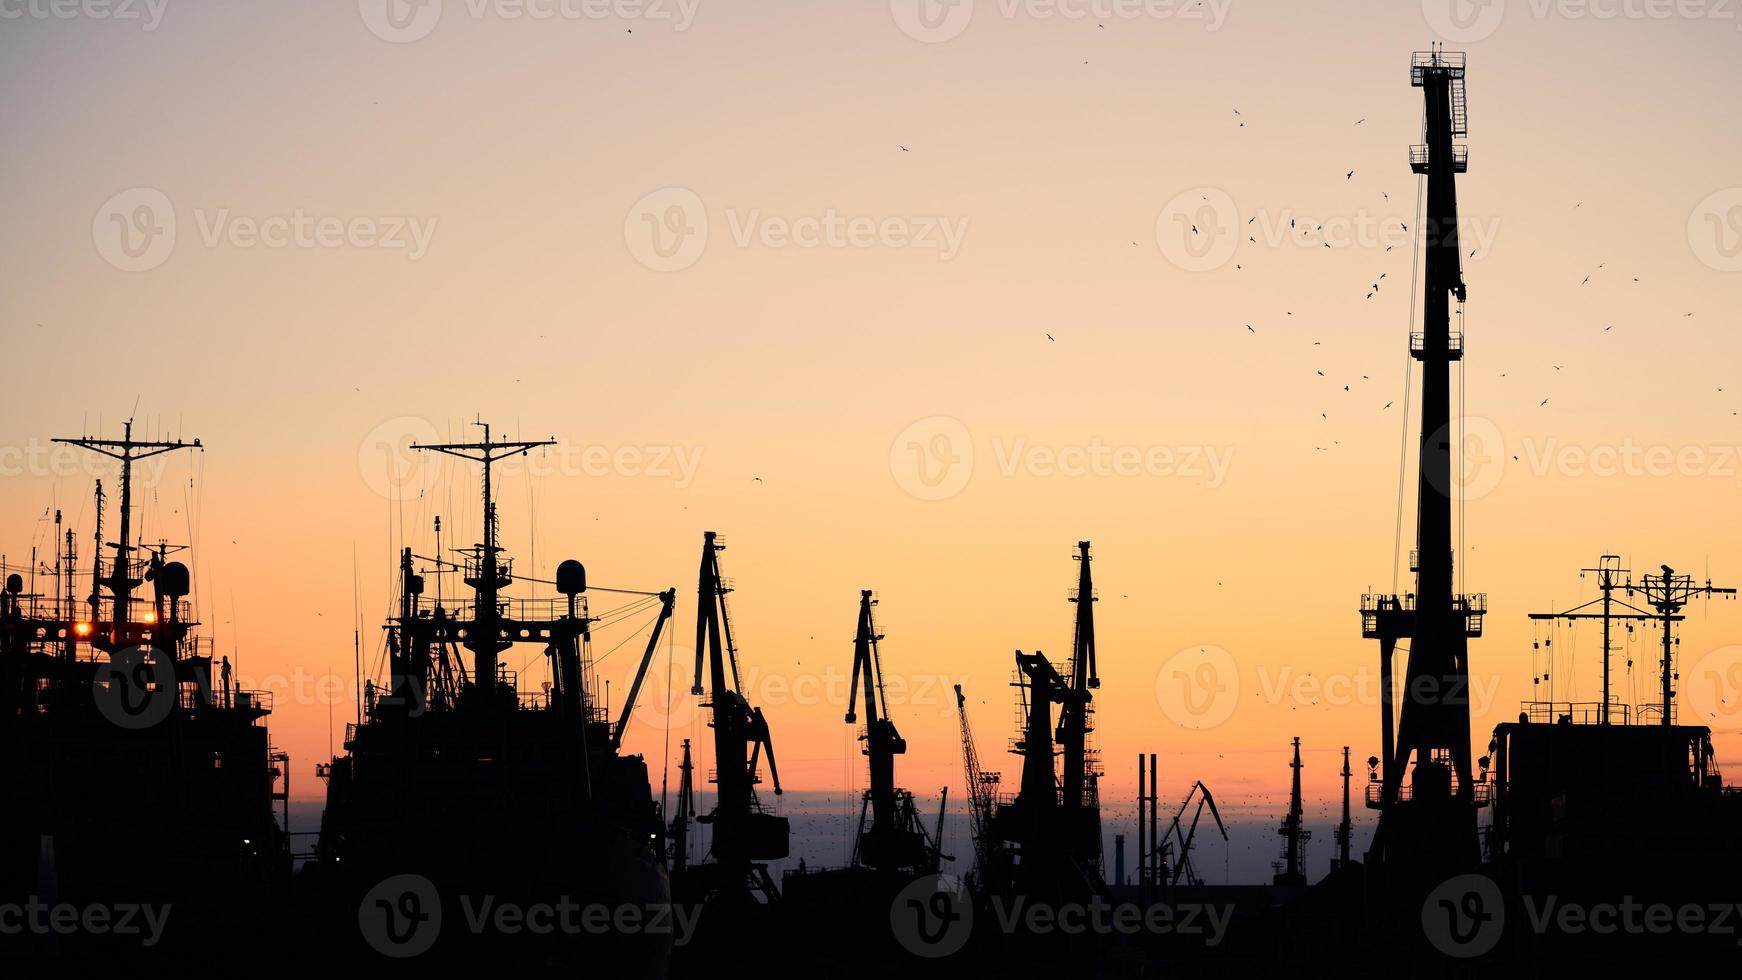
[[4, 2, 1742, 873]]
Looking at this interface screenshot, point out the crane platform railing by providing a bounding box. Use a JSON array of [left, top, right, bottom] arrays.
[[1365, 778, 1491, 808], [1409, 144, 1470, 174], [1410, 50, 1466, 82], [1409, 330, 1466, 356], [1518, 700, 1631, 726]]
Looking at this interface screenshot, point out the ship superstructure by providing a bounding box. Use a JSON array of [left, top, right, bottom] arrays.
[[311, 422, 676, 973], [0, 421, 289, 964]]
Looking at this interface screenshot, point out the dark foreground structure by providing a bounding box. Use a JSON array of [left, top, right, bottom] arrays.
[[306, 424, 676, 974], [0, 425, 290, 965]]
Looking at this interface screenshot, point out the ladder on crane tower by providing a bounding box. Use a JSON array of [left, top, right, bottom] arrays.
[[1449, 74, 1468, 137]]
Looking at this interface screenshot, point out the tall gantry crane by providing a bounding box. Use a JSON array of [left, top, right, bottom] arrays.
[[689, 531, 788, 903], [1359, 47, 1484, 871], [981, 543, 1111, 900], [845, 590, 945, 873]]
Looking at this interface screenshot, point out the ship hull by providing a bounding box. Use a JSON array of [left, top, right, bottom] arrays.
[[306, 710, 672, 976]]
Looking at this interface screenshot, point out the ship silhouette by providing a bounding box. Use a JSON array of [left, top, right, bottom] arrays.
[[1, 423, 290, 966], [304, 423, 677, 974]]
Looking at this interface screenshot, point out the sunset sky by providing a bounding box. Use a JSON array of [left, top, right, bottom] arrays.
[[4, 2, 1742, 875]]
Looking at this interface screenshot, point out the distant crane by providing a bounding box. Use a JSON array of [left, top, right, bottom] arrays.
[[955, 683, 1001, 887], [981, 543, 1110, 901], [845, 590, 948, 873], [670, 738, 695, 875], [1164, 781, 1228, 887], [1057, 541, 1103, 877], [688, 531, 788, 904]]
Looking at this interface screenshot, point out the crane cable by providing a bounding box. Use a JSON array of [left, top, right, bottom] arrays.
[[1392, 175, 1426, 594]]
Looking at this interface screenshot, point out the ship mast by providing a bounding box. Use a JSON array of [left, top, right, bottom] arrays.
[[410, 422, 554, 707], [54, 420, 200, 645], [1274, 737, 1310, 886], [1334, 746, 1352, 870], [1634, 566, 1734, 726]]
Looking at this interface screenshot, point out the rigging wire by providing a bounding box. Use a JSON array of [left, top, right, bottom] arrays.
[[659, 602, 675, 852], [1392, 175, 1427, 594]]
